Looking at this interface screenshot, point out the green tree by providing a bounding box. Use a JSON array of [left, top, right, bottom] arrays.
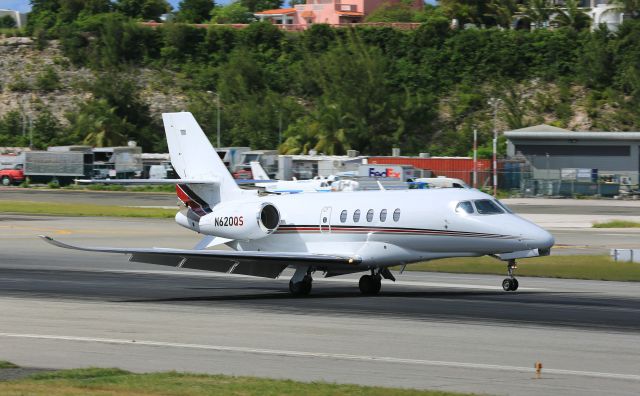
[[365, 2, 417, 23], [67, 99, 131, 147], [577, 26, 614, 89], [0, 111, 27, 147], [32, 107, 63, 148], [115, 0, 171, 21], [485, 0, 519, 28], [553, 0, 591, 31], [439, 0, 493, 26], [522, 0, 553, 29], [612, 0, 640, 19], [239, 0, 283, 13], [177, 0, 215, 23], [0, 15, 17, 28], [210, 3, 253, 24]]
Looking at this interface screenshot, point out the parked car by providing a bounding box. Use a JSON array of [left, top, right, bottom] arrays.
[[0, 164, 25, 186]]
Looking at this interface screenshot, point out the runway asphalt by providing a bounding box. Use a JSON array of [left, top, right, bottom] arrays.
[[1, 215, 640, 395]]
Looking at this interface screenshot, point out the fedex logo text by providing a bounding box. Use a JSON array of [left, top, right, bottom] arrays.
[[368, 167, 401, 178]]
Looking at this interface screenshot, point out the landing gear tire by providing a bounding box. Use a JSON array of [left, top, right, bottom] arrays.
[[359, 274, 381, 295], [502, 277, 519, 292], [502, 259, 519, 292], [289, 275, 312, 296]]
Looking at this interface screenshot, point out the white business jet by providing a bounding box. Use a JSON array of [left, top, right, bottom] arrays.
[[41, 112, 554, 295], [249, 161, 332, 193]]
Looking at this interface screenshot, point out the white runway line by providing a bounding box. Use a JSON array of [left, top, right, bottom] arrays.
[[35, 267, 542, 291], [0, 332, 637, 381]]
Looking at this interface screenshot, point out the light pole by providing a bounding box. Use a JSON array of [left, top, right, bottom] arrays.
[[216, 93, 221, 148], [206, 91, 222, 148], [488, 98, 502, 197], [473, 128, 477, 188]]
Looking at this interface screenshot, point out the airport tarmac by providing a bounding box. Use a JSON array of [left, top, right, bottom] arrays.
[[1, 215, 640, 395]]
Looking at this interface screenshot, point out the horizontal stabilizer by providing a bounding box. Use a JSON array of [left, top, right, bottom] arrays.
[[40, 236, 361, 279]]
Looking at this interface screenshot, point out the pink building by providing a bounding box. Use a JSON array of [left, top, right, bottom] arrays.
[[255, 0, 422, 28]]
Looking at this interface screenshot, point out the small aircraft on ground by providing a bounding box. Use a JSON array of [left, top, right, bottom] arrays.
[[249, 161, 333, 193], [42, 112, 554, 295]]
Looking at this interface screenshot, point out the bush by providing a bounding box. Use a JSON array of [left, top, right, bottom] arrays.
[[8, 77, 31, 92], [35, 66, 61, 91]]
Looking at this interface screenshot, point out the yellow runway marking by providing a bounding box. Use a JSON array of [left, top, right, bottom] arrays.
[[0, 225, 73, 235]]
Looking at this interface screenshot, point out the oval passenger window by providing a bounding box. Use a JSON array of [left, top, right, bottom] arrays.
[[366, 209, 374, 222]]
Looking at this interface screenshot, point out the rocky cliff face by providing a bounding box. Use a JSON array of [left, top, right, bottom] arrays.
[[0, 36, 187, 126]]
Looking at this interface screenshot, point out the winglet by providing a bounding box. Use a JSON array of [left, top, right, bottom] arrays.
[[39, 235, 96, 252]]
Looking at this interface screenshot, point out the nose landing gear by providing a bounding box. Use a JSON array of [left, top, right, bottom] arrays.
[[502, 259, 519, 292]]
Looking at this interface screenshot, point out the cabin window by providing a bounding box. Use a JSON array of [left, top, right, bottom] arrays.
[[473, 199, 504, 215], [353, 209, 361, 222], [393, 208, 400, 221], [380, 209, 387, 222], [366, 209, 374, 222], [340, 210, 347, 223], [456, 201, 474, 214]]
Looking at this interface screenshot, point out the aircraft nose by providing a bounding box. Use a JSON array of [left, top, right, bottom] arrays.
[[526, 225, 555, 252]]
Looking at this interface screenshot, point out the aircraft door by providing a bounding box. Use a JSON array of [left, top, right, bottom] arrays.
[[319, 206, 332, 233]]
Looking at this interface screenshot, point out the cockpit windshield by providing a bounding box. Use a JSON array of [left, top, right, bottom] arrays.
[[494, 199, 513, 214], [455, 201, 474, 214], [473, 199, 504, 215]]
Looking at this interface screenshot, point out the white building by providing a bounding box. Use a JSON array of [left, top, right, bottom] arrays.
[[0, 9, 27, 28]]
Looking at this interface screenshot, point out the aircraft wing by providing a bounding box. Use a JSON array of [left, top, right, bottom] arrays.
[[40, 236, 361, 279]]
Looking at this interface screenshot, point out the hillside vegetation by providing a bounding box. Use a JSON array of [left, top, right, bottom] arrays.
[[1, 1, 640, 157]]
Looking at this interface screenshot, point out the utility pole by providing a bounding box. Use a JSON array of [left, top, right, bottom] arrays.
[[489, 98, 502, 197], [216, 93, 221, 148], [473, 128, 477, 188], [278, 110, 282, 146]]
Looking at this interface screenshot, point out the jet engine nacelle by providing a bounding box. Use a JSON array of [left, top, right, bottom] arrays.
[[198, 201, 280, 240]]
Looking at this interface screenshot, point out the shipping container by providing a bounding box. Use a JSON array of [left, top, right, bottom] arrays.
[[368, 157, 492, 186]]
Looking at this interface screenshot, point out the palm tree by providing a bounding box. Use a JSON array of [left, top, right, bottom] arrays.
[[553, 0, 591, 30], [486, 0, 520, 28], [521, 0, 554, 29]]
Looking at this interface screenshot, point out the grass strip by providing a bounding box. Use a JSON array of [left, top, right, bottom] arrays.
[[0, 367, 471, 396], [63, 184, 176, 193], [403, 255, 640, 282], [593, 220, 640, 228], [0, 361, 19, 369], [0, 200, 176, 219]]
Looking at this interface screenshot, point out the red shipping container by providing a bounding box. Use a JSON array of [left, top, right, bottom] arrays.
[[368, 157, 492, 186]]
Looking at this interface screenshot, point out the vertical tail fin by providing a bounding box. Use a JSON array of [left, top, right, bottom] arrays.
[[162, 112, 242, 204], [249, 161, 270, 181]]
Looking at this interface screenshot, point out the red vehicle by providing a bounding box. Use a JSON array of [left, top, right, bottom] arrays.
[[0, 164, 25, 186]]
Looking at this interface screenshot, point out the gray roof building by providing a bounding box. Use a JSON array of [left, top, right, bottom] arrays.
[[505, 124, 640, 185]]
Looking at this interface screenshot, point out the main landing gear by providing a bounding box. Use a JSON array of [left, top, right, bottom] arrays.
[[289, 275, 312, 296], [358, 268, 394, 295], [359, 273, 381, 295], [289, 266, 313, 296], [502, 259, 519, 292]]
